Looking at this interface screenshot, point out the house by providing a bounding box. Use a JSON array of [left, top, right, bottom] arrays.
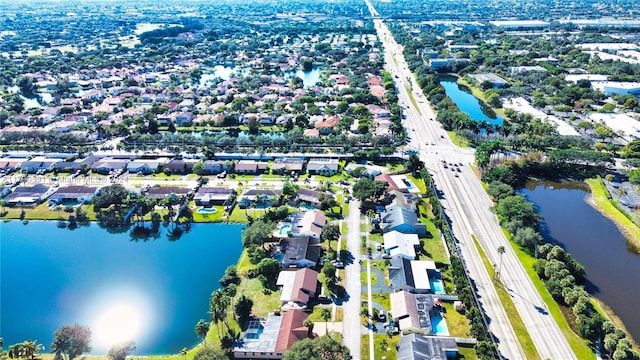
[[241, 189, 281, 202], [20, 158, 61, 174], [0, 186, 12, 198], [145, 186, 190, 200], [276, 268, 319, 309], [127, 159, 165, 175], [391, 291, 441, 335], [387, 190, 418, 210], [278, 236, 322, 268], [397, 334, 458, 360], [384, 231, 421, 260], [306, 158, 339, 175], [469, 73, 507, 88], [203, 160, 228, 175], [48, 186, 99, 206], [195, 187, 234, 206], [54, 156, 101, 173], [4, 184, 53, 207], [91, 158, 129, 174], [295, 209, 326, 240], [375, 174, 420, 194], [271, 157, 305, 175], [0, 159, 25, 173], [288, 188, 333, 209], [380, 206, 427, 235], [175, 112, 195, 126], [388, 256, 438, 294], [164, 159, 199, 174], [344, 162, 384, 179], [235, 160, 268, 174], [232, 310, 311, 359]]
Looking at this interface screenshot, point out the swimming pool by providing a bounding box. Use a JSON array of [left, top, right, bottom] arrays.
[[197, 207, 218, 214], [430, 313, 449, 336], [279, 224, 292, 236], [430, 278, 445, 294]]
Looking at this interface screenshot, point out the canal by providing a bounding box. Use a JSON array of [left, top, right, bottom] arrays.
[[439, 75, 503, 126], [520, 181, 640, 342], [0, 221, 244, 354]]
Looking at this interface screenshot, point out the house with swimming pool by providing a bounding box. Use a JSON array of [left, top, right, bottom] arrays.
[[388, 255, 444, 295], [380, 206, 427, 235], [390, 291, 448, 336], [48, 186, 99, 206], [232, 309, 311, 359]]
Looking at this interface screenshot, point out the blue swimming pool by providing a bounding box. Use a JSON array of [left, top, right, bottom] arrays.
[[197, 207, 218, 214], [430, 278, 445, 294], [279, 224, 292, 236], [431, 313, 449, 336]]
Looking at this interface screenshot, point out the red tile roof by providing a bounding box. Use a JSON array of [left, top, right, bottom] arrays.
[[275, 310, 309, 352]]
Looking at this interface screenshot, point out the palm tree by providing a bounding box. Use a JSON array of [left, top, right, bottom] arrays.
[[179, 348, 187, 360], [209, 289, 231, 338], [320, 308, 331, 336], [616, 186, 628, 201], [496, 246, 505, 282], [303, 319, 314, 337], [195, 319, 210, 346]]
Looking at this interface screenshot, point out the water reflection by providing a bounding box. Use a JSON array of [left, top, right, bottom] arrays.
[[439, 75, 503, 125]]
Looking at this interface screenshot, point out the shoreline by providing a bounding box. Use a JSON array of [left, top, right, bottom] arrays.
[[584, 179, 640, 347]]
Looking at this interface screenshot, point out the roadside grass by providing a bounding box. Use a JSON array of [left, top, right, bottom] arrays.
[[308, 306, 344, 322], [472, 236, 540, 360], [498, 230, 595, 358], [586, 177, 640, 248], [361, 270, 378, 284], [446, 130, 471, 147], [370, 260, 389, 277], [404, 85, 422, 116], [362, 334, 400, 360]]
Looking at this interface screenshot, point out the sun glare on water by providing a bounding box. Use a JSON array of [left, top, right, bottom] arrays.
[[94, 303, 141, 346]]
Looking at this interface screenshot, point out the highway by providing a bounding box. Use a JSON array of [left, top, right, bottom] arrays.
[[366, 1, 578, 359]]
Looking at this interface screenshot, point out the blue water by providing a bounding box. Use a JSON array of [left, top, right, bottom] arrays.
[[286, 68, 322, 88], [0, 221, 244, 355], [279, 224, 292, 236], [197, 207, 218, 214], [430, 314, 449, 335], [439, 76, 503, 126], [430, 279, 445, 294]]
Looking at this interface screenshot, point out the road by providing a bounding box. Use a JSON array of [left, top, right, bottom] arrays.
[[343, 199, 363, 360], [366, 1, 578, 359]]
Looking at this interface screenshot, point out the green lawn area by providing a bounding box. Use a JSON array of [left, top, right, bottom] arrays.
[[191, 205, 226, 222], [149, 173, 183, 180], [362, 334, 400, 360], [446, 130, 471, 147], [421, 238, 449, 264], [361, 270, 378, 284], [442, 302, 472, 338], [372, 292, 391, 311], [586, 177, 640, 244], [369, 232, 383, 243], [404, 84, 422, 116], [472, 236, 539, 360], [370, 260, 389, 278], [2, 203, 98, 221], [406, 174, 426, 194], [307, 306, 343, 322], [457, 345, 480, 360], [236, 277, 282, 316], [236, 249, 256, 275]]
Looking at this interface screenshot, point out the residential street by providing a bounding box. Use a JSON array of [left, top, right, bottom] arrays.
[[342, 199, 363, 360]]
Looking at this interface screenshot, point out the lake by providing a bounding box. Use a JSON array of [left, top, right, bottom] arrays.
[[520, 181, 640, 342], [286, 68, 322, 88], [439, 75, 503, 126], [0, 221, 244, 355]]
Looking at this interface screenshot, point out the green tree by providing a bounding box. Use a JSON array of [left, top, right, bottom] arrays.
[[405, 154, 424, 173], [50, 324, 92, 360], [256, 258, 281, 290], [234, 295, 253, 329], [242, 220, 275, 248], [107, 341, 135, 360], [496, 246, 505, 281], [493, 195, 540, 229], [282, 336, 350, 360], [93, 184, 129, 210], [195, 319, 210, 345], [320, 308, 331, 335], [193, 345, 228, 360], [352, 178, 388, 202], [281, 181, 298, 200], [321, 223, 340, 245], [486, 181, 515, 201]]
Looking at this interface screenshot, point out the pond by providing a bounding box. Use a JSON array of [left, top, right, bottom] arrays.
[[0, 221, 244, 355], [439, 75, 503, 126], [520, 181, 640, 342], [285, 68, 322, 88], [199, 65, 243, 86]]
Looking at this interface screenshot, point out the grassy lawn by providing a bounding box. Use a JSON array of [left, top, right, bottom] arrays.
[[372, 292, 391, 310], [370, 260, 389, 278], [2, 203, 98, 221], [472, 236, 539, 360], [362, 334, 400, 360], [236, 249, 256, 275], [361, 270, 378, 284], [586, 177, 640, 246], [308, 306, 344, 322], [497, 231, 595, 358], [457, 345, 480, 360], [150, 173, 183, 180], [446, 130, 471, 147], [421, 238, 449, 264], [236, 277, 281, 316], [191, 205, 226, 222], [442, 302, 472, 338], [406, 174, 426, 194], [369, 232, 383, 243]]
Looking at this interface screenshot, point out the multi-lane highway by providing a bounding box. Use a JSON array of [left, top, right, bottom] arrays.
[[366, 2, 578, 359]]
